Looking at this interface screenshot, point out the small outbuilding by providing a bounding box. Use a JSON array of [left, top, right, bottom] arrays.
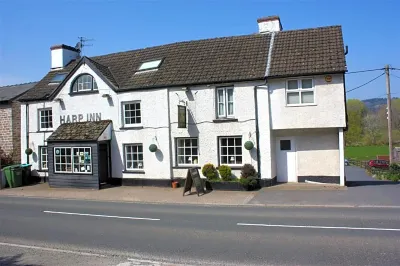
[[46, 120, 112, 189]]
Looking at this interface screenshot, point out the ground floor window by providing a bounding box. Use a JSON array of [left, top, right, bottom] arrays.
[[54, 147, 92, 174], [219, 136, 242, 165], [176, 138, 199, 165], [124, 144, 144, 170], [39, 146, 48, 170]]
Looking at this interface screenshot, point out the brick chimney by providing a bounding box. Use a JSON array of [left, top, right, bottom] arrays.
[[257, 16, 282, 33], [50, 44, 80, 69]]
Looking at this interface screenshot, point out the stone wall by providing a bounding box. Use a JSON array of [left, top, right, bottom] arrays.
[[11, 101, 22, 163], [0, 104, 13, 155]]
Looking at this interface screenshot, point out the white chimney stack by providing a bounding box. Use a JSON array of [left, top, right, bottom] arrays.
[[50, 44, 80, 69], [257, 16, 282, 34]]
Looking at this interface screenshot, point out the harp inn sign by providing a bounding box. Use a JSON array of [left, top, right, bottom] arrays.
[[60, 112, 102, 124]]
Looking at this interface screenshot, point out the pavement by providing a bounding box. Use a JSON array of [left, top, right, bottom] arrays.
[[1, 196, 400, 265], [0, 166, 399, 208], [250, 166, 400, 207]]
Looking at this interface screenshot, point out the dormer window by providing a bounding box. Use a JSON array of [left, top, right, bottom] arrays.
[[71, 74, 98, 93], [137, 59, 162, 72]]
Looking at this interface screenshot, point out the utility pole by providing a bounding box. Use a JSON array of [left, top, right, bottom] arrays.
[[385, 65, 393, 164]]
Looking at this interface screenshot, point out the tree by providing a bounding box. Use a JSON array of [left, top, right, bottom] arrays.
[[363, 113, 382, 145], [345, 99, 367, 146]]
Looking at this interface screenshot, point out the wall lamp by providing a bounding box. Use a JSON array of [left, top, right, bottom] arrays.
[[54, 98, 64, 103], [102, 93, 112, 99]]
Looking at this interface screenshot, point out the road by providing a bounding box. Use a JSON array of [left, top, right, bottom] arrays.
[[0, 196, 400, 265]]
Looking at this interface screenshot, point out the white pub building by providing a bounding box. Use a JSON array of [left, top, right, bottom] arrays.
[[19, 16, 348, 189]]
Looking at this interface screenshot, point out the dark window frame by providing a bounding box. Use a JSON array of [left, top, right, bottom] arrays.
[[123, 143, 144, 171], [175, 137, 199, 166], [38, 108, 53, 131], [70, 74, 98, 94], [217, 135, 243, 166], [39, 146, 48, 171]]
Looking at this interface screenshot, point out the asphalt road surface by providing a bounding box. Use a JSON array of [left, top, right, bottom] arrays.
[[0, 196, 400, 266]]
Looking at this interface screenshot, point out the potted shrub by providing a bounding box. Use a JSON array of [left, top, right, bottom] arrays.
[[239, 164, 259, 191], [218, 165, 232, 181]]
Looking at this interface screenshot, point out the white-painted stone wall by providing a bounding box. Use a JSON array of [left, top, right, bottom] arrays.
[[21, 64, 171, 180], [169, 82, 260, 179], [274, 128, 340, 177], [20, 61, 346, 183], [269, 74, 346, 129]]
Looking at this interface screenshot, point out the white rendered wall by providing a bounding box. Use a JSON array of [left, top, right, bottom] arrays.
[[269, 74, 346, 129], [22, 64, 171, 179], [169, 81, 261, 179]]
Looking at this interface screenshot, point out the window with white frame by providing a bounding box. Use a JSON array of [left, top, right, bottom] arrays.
[[124, 144, 144, 170], [122, 101, 141, 126], [219, 137, 242, 165], [39, 146, 48, 170], [39, 109, 53, 130], [176, 138, 199, 165], [71, 74, 98, 93], [286, 79, 314, 105], [217, 87, 234, 118], [54, 147, 92, 174]]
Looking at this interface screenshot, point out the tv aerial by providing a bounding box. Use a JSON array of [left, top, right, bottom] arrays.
[[76, 36, 94, 56]]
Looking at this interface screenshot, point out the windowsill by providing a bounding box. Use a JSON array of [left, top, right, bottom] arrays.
[[218, 165, 243, 170], [123, 170, 145, 174], [173, 166, 201, 169], [213, 118, 238, 123], [286, 103, 317, 107], [37, 129, 54, 133], [119, 126, 144, 130], [37, 169, 48, 172], [69, 90, 99, 96], [54, 172, 93, 175]]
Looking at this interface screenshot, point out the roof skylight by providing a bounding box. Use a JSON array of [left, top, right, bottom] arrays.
[[50, 73, 68, 84], [138, 59, 162, 71]]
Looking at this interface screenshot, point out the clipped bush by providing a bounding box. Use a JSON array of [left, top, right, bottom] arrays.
[[240, 164, 257, 179], [202, 163, 218, 180], [239, 176, 259, 190], [218, 165, 232, 181]]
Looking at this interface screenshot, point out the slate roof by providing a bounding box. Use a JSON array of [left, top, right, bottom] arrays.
[[47, 120, 112, 142], [0, 82, 37, 103], [19, 60, 78, 101], [269, 26, 346, 77], [20, 24, 347, 101]]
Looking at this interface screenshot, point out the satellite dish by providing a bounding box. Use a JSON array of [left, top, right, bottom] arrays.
[[75, 42, 82, 51]]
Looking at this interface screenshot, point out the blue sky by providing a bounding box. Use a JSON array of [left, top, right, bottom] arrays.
[[0, 0, 399, 100]]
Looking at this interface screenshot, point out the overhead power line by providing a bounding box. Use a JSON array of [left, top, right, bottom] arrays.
[[345, 68, 384, 74], [346, 72, 385, 93], [391, 73, 400, 79]]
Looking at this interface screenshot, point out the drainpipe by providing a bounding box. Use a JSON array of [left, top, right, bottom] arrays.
[[25, 103, 29, 164], [253, 86, 262, 177]]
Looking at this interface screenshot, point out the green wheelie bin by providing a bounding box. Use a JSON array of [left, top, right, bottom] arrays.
[[3, 165, 23, 188]]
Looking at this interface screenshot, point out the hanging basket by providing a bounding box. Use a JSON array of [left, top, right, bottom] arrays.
[[244, 141, 254, 151], [25, 148, 33, 155], [149, 144, 158, 152]]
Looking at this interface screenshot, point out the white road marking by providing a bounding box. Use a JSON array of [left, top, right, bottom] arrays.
[[43, 211, 160, 221], [237, 223, 400, 232], [0, 241, 107, 257]]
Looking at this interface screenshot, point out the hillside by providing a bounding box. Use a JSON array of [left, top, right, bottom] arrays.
[[362, 97, 400, 113], [362, 98, 387, 112]]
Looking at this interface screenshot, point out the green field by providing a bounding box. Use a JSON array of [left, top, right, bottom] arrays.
[[345, 145, 389, 161]]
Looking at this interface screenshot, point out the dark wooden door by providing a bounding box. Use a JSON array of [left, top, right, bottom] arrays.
[[98, 144, 109, 184]]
